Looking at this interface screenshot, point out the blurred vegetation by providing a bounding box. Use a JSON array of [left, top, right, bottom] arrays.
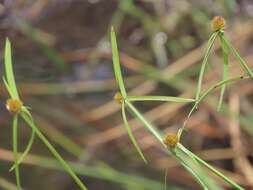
[[1, 0, 253, 190]]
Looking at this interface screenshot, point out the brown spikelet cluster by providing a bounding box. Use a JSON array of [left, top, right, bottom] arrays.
[[114, 92, 123, 104], [6, 98, 23, 113], [164, 133, 178, 148], [211, 16, 226, 31]]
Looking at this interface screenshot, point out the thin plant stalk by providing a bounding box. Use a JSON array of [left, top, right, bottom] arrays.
[[189, 75, 249, 118], [178, 144, 244, 190], [221, 35, 253, 77], [121, 101, 147, 163], [111, 27, 127, 97], [12, 114, 21, 189], [20, 112, 88, 190], [217, 32, 228, 111], [127, 96, 195, 103], [195, 32, 219, 101], [172, 149, 209, 190], [10, 130, 35, 171], [125, 100, 164, 146]]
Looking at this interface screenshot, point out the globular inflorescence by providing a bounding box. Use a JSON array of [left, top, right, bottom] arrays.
[[211, 16, 226, 32], [6, 98, 23, 113], [114, 92, 124, 104], [164, 133, 178, 149]]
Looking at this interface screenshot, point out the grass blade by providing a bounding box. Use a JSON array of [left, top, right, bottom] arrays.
[[125, 100, 164, 145], [12, 114, 21, 189], [127, 96, 195, 103], [217, 33, 228, 111], [173, 151, 209, 190], [188, 75, 249, 119], [3, 77, 15, 99], [178, 144, 244, 190], [110, 26, 127, 97], [195, 32, 218, 101], [4, 39, 19, 99], [221, 35, 253, 77], [9, 129, 35, 172], [121, 102, 147, 163], [20, 112, 88, 190]]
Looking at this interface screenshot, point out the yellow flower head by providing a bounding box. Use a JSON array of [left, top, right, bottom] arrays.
[[114, 92, 123, 104], [211, 16, 226, 31], [164, 133, 178, 148], [6, 98, 23, 113]]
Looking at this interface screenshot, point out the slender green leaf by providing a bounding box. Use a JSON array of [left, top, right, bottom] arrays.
[[121, 102, 147, 163], [178, 144, 244, 190], [195, 32, 218, 101], [173, 151, 209, 190], [4, 39, 19, 99], [20, 112, 88, 190], [221, 35, 253, 77], [217, 33, 228, 111], [127, 96, 195, 103], [10, 129, 35, 172], [175, 145, 225, 190], [189, 75, 249, 119], [125, 100, 164, 145], [110, 26, 127, 97], [12, 114, 21, 189], [3, 77, 15, 99]]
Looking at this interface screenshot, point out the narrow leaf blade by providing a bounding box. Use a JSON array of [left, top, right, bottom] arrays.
[[125, 101, 164, 145], [222, 35, 253, 77], [195, 32, 218, 101], [4, 39, 19, 99], [127, 96, 195, 103], [217, 33, 229, 111], [12, 114, 21, 189], [10, 129, 35, 172], [110, 27, 127, 97], [20, 112, 88, 190], [121, 103, 147, 163]]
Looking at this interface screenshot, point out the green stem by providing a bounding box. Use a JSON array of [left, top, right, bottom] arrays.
[[125, 100, 164, 145], [221, 35, 253, 77], [10, 129, 35, 171], [127, 96, 195, 103], [20, 112, 88, 190], [121, 101, 147, 163], [189, 75, 249, 120], [195, 32, 218, 101], [217, 32, 228, 111], [12, 114, 21, 189], [178, 144, 244, 190], [172, 149, 209, 189]]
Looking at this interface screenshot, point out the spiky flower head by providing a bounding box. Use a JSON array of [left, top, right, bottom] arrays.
[[6, 98, 23, 113], [211, 16, 226, 31], [164, 133, 178, 148], [114, 92, 123, 104]]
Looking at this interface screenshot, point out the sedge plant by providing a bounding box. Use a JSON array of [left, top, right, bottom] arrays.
[[195, 16, 253, 111], [3, 38, 88, 190], [180, 16, 253, 137], [110, 15, 248, 189]]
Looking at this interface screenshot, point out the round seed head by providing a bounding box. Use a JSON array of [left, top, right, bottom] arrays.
[[114, 92, 123, 104], [211, 16, 226, 31], [6, 98, 23, 113], [164, 133, 178, 148]]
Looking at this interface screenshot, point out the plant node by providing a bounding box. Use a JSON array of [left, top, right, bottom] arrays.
[[164, 133, 178, 148], [6, 98, 23, 113], [114, 92, 123, 104], [211, 16, 225, 31]]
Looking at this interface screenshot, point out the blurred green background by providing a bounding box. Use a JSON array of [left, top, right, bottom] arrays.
[[1, 0, 253, 189]]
